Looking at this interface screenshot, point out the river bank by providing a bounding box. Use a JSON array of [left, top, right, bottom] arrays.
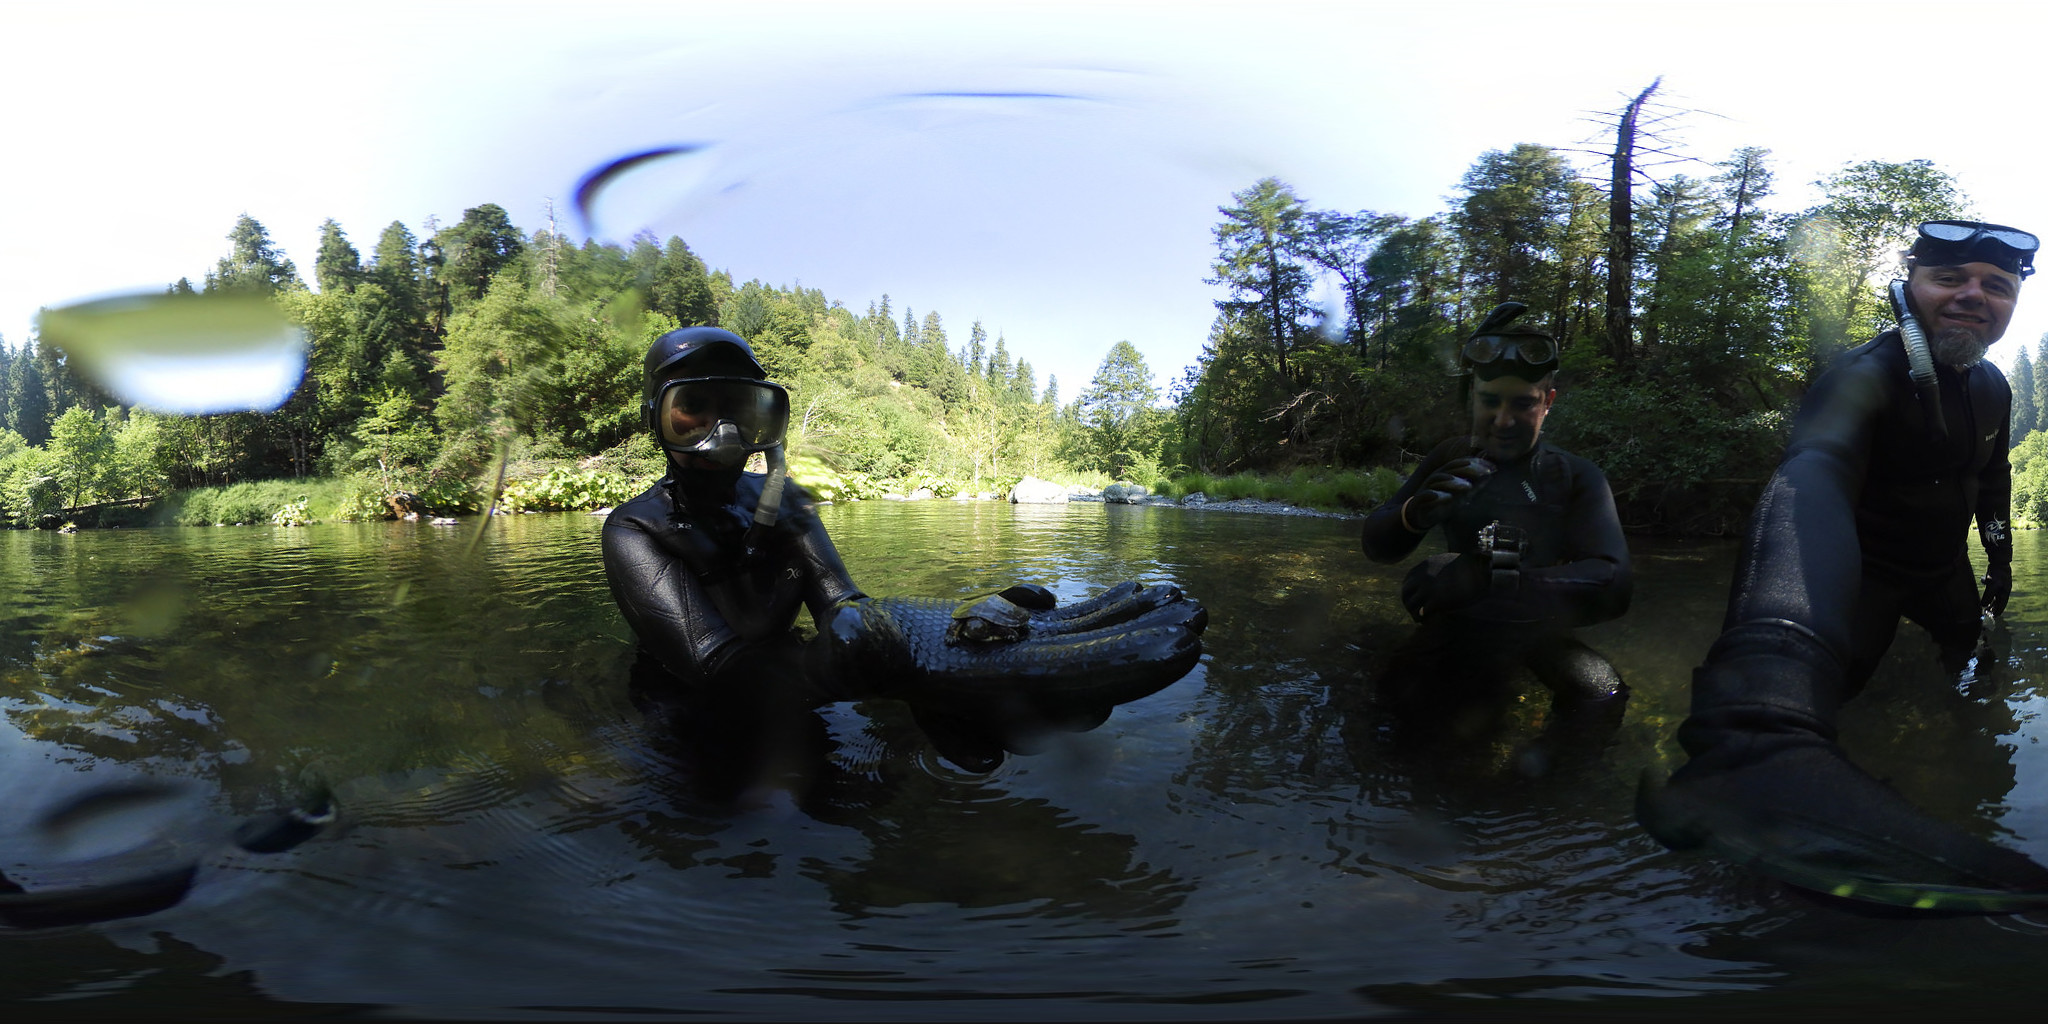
[[17, 467, 1375, 532]]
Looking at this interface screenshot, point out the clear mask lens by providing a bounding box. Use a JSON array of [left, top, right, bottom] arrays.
[[1463, 334, 1556, 368], [655, 377, 790, 452], [1920, 220, 2040, 255]]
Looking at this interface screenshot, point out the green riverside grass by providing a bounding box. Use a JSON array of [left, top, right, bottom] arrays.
[[1156, 467, 1401, 514]]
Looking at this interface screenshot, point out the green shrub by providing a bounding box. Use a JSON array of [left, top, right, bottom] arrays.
[[1155, 466, 1400, 512], [906, 474, 958, 498], [500, 467, 644, 512], [158, 478, 356, 526], [337, 478, 392, 522], [416, 475, 483, 515]]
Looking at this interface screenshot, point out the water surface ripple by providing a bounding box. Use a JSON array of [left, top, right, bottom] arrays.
[[3, 503, 2048, 1017]]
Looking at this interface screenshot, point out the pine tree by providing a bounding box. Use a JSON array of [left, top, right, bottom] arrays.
[[2035, 335, 2048, 451], [205, 214, 300, 294], [650, 236, 716, 326], [8, 340, 52, 444], [966, 321, 987, 379], [314, 218, 364, 294], [434, 204, 525, 305], [2013, 342, 2038, 447], [988, 334, 1013, 388], [1210, 177, 1314, 382]]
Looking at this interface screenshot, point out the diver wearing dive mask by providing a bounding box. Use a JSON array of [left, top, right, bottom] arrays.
[[1639, 220, 2048, 907], [652, 376, 790, 468], [601, 327, 1208, 779], [1359, 302, 1632, 743]]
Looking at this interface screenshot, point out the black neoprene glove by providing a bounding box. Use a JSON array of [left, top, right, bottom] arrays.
[[1402, 456, 1495, 532], [1398, 551, 1491, 621], [1982, 567, 2013, 618], [809, 581, 1207, 717]]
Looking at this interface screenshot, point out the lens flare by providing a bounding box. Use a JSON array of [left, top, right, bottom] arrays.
[[37, 292, 306, 414]]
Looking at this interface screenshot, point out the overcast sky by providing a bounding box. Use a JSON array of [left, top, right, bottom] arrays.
[[6, 0, 2048, 399]]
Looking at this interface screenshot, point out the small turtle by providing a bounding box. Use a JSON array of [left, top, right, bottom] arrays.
[[948, 593, 1031, 645]]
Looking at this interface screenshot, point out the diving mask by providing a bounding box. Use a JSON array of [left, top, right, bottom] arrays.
[[653, 376, 790, 454]]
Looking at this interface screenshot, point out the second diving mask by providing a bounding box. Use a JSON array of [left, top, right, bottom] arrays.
[[653, 376, 791, 455], [1461, 301, 1559, 381]]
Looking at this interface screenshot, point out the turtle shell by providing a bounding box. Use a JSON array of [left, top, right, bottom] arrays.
[[947, 594, 1031, 644]]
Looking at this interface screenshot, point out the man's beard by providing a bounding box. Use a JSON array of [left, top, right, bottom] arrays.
[[1931, 326, 1987, 369]]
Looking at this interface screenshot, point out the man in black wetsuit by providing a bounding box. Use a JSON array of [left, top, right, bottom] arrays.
[[602, 327, 1206, 778], [1360, 302, 1632, 723], [1641, 221, 2048, 903]]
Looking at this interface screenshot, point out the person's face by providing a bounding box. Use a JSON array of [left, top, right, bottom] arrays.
[[1470, 374, 1555, 460], [1909, 261, 2020, 348]]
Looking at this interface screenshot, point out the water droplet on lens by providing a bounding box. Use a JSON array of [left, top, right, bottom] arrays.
[[38, 292, 306, 414]]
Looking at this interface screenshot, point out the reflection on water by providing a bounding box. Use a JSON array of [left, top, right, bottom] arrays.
[[4, 504, 2048, 1016]]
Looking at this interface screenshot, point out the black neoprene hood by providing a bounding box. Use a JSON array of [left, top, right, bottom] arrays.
[[642, 327, 767, 405]]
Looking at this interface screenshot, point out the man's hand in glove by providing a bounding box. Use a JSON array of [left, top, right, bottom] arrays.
[[1982, 568, 2013, 618], [1401, 457, 1495, 533]]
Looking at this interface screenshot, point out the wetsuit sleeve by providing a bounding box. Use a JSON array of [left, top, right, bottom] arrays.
[[1718, 353, 1889, 665], [602, 516, 752, 678], [1520, 458, 1632, 627], [781, 487, 867, 627], [1361, 437, 1466, 563]]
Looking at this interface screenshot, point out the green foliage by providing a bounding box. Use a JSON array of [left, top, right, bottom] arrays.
[[416, 474, 484, 516], [1452, 144, 1578, 311], [205, 214, 301, 295], [500, 467, 644, 512], [336, 478, 394, 522], [788, 451, 882, 502], [2015, 342, 2039, 447], [1073, 341, 1165, 479], [2012, 432, 2048, 528], [45, 406, 115, 508], [271, 497, 313, 526], [315, 218, 364, 295], [1793, 159, 1968, 370], [0, 431, 57, 526], [1158, 466, 1399, 512], [435, 203, 526, 306], [1548, 372, 1789, 534], [160, 478, 351, 526]]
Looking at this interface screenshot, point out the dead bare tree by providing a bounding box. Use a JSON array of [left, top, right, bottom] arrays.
[[1565, 78, 1716, 365]]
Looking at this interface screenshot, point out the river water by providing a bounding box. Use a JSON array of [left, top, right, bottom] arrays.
[[5, 501, 2048, 1018]]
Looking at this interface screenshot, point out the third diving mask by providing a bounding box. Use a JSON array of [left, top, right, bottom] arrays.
[[1462, 331, 1559, 382], [1463, 333, 1557, 370], [653, 376, 790, 453], [1461, 301, 1558, 381]]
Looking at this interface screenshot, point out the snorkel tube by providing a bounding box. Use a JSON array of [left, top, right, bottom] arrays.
[[1888, 279, 1948, 444], [743, 443, 787, 556]]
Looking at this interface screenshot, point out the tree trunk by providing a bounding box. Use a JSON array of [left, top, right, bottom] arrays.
[[1263, 225, 1290, 383], [1606, 78, 1661, 365]]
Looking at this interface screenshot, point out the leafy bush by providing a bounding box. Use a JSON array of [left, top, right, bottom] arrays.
[[336, 478, 393, 522], [157, 478, 355, 526], [2013, 432, 2048, 528], [906, 473, 958, 498], [501, 467, 645, 512], [1156, 466, 1398, 512], [416, 474, 483, 516]]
